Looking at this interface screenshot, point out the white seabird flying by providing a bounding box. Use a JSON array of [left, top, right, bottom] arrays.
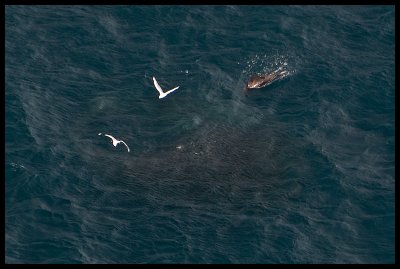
[[98, 133, 130, 152], [152, 76, 179, 99]]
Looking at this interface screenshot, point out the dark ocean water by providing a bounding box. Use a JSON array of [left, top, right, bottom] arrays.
[[5, 5, 395, 264]]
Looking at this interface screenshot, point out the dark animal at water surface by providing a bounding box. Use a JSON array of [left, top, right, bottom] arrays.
[[245, 67, 289, 93]]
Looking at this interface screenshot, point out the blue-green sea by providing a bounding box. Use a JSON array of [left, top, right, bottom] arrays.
[[5, 5, 395, 263]]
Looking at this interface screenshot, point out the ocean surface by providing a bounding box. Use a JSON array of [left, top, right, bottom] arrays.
[[5, 5, 395, 264]]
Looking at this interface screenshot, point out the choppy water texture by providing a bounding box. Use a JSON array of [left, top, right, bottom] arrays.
[[5, 5, 395, 264]]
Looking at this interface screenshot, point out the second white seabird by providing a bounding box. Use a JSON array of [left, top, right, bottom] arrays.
[[99, 133, 130, 152], [152, 77, 180, 99]]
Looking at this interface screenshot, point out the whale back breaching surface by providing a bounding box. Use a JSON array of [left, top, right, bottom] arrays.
[[245, 67, 289, 91]]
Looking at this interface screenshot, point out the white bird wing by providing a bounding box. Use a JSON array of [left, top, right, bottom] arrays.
[[153, 77, 165, 95], [104, 134, 116, 144], [163, 86, 180, 96], [120, 141, 130, 152]]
